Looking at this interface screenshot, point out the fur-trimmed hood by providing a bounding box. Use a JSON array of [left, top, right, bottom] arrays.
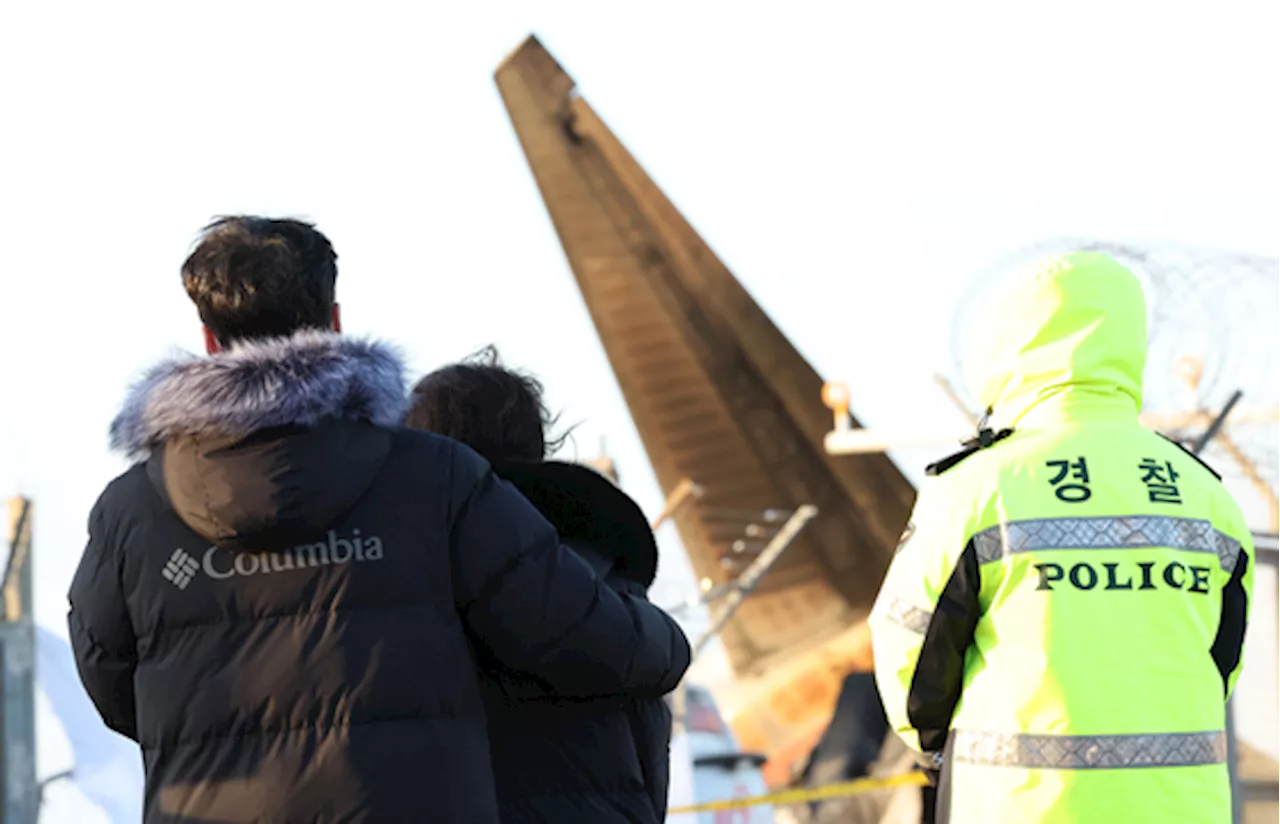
[[111, 330, 408, 460], [111, 330, 408, 551], [494, 460, 659, 588]]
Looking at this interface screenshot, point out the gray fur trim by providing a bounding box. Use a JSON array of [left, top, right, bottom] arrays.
[[110, 330, 408, 459]]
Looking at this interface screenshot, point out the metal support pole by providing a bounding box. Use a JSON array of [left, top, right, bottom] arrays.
[[36, 770, 73, 814], [2, 498, 37, 824], [651, 478, 704, 532], [693, 505, 819, 657], [670, 505, 819, 733], [933, 374, 981, 426], [1191, 390, 1243, 456]]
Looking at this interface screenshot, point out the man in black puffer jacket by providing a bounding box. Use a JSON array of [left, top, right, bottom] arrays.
[[407, 351, 678, 823], [68, 217, 691, 824]]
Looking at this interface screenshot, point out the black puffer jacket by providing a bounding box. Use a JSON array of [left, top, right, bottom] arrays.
[[479, 461, 674, 824], [67, 331, 691, 824]]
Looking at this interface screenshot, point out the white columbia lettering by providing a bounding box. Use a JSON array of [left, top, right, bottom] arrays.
[[180, 529, 385, 585]]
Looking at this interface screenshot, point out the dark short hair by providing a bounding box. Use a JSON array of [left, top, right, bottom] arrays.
[[181, 216, 338, 343], [405, 346, 567, 464]]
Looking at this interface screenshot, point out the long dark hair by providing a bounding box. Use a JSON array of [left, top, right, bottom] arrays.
[[405, 346, 570, 463]]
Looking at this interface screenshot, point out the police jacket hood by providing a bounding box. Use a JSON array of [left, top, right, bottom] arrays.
[[493, 459, 659, 589], [109, 331, 407, 552], [964, 251, 1148, 430]]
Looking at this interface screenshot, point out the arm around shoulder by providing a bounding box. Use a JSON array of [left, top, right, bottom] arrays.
[[447, 443, 691, 697]]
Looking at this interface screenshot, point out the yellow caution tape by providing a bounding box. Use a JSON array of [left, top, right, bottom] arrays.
[[667, 770, 930, 814]]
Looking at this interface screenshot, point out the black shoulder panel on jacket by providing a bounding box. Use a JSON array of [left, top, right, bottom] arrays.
[[1210, 551, 1249, 695], [1158, 433, 1223, 481], [925, 428, 1014, 477], [906, 540, 982, 754]]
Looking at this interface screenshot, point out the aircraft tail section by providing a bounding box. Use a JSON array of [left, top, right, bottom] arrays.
[[495, 35, 915, 681]]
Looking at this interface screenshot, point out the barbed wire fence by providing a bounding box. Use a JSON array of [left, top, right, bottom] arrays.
[[946, 240, 1279, 526]]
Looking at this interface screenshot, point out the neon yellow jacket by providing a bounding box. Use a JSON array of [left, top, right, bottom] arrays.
[[869, 252, 1254, 824]]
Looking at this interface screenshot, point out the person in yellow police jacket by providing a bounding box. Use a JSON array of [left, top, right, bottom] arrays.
[[869, 251, 1254, 824]]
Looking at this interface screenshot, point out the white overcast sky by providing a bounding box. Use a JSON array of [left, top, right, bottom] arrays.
[[0, 0, 1276, 632], [0, 2, 1276, 820]]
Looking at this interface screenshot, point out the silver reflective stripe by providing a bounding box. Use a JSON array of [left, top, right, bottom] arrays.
[[876, 596, 933, 634], [954, 730, 1227, 769], [972, 516, 1243, 573]]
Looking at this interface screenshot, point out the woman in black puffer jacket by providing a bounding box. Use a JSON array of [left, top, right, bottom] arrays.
[[406, 347, 674, 824]]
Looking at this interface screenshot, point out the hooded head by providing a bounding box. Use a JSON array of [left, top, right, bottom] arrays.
[[111, 331, 407, 552], [109, 217, 399, 552], [964, 251, 1148, 429]]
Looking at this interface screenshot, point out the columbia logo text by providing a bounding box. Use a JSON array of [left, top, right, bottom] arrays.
[[162, 530, 384, 588], [162, 549, 200, 590]]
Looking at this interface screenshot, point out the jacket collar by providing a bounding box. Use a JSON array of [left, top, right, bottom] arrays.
[[110, 329, 408, 460], [493, 460, 660, 588]]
